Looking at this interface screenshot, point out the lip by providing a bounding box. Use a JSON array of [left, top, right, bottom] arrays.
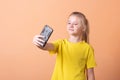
[[68, 28, 74, 31]]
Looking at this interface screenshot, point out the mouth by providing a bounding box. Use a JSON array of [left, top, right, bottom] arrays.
[[68, 29, 74, 31]]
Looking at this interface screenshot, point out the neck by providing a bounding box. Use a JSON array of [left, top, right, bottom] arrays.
[[68, 35, 82, 43]]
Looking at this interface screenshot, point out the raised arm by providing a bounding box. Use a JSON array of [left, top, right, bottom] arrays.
[[33, 35, 54, 51]]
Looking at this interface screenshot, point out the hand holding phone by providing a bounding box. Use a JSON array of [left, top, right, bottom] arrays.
[[40, 25, 53, 47]]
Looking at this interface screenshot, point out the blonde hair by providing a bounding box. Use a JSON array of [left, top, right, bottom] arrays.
[[69, 11, 89, 43]]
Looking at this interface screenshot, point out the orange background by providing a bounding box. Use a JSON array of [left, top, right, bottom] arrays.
[[0, 0, 120, 80]]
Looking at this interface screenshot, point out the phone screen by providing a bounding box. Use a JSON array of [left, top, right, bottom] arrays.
[[40, 25, 53, 47]]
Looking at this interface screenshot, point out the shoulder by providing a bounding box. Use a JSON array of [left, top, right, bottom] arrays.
[[53, 39, 66, 43], [82, 41, 94, 50], [52, 39, 67, 45]]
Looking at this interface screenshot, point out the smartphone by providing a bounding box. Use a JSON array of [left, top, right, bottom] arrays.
[[40, 25, 53, 47]]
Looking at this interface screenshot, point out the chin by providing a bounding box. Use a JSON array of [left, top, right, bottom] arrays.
[[68, 32, 76, 35]]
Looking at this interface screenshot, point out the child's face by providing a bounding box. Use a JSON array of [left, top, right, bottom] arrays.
[[67, 15, 84, 36]]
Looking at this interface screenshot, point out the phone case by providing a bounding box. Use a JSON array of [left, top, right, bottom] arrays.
[[40, 25, 53, 47]]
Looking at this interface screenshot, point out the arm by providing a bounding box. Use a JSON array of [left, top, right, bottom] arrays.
[[42, 43, 54, 51], [33, 35, 54, 51], [86, 68, 95, 80]]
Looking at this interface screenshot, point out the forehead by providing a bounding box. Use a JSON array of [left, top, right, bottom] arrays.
[[68, 15, 82, 22]]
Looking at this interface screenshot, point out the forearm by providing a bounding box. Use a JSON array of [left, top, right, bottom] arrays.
[[86, 68, 95, 80], [87, 74, 95, 80], [42, 43, 54, 51]]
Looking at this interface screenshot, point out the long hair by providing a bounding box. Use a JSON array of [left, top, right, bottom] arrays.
[[69, 11, 89, 43]]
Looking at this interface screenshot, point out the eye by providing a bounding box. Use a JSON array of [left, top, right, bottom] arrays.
[[68, 22, 71, 24], [74, 24, 78, 25]]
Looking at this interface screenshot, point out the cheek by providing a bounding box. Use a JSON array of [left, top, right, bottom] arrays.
[[74, 25, 80, 30], [76, 26, 84, 32], [66, 24, 72, 30]]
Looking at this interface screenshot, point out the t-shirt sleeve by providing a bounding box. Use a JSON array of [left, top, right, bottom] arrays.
[[86, 46, 97, 68], [49, 39, 61, 55]]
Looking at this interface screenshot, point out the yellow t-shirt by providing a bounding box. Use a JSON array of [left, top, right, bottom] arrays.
[[49, 39, 96, 80]]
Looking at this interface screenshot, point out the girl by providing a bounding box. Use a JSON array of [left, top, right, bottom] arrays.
[[33, 11, 96, 80]]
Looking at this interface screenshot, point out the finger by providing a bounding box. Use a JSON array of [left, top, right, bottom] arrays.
[[33, 41, 39, 46], [33, 35, 45, 42], [33, 39, 44, 47], [35, 35, 45, 39], [36, 38, 45, 43], [34, 40, 44, 46]]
